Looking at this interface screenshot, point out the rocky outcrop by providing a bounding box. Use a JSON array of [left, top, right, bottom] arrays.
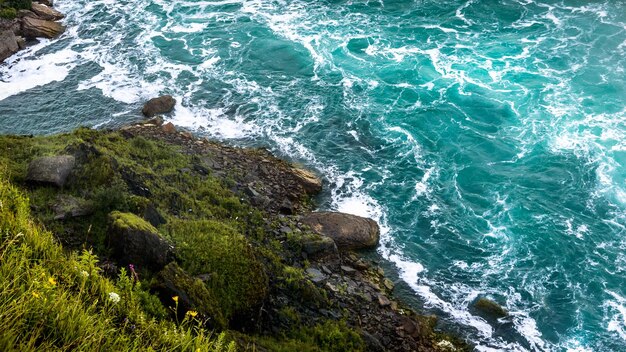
[[0, 30, 19, 62], [31, 3, 64, 21], [142, 95, 176, 117], [26, 155, 75, 187], [21, 16, 65, 39], [108, 211, 174, 271], [301, 211, 380, 250]]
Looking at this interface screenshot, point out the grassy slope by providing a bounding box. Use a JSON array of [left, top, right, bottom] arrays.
[[0, 177, 235, 351], [0, 128, 366, 351]]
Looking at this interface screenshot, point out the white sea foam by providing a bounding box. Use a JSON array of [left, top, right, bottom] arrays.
[[0, 45, 78, 101]]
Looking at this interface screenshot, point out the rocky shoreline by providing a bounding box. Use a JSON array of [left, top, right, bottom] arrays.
[[0, 111, 471, 350], [0, 0, 64, 62], [0, 4, 475, 348], [113, 118, 473, 351]]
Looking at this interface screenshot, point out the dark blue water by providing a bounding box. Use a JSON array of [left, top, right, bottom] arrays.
[[2, 0, 626, 350]]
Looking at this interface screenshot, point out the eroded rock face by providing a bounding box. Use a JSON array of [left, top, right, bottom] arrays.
[[301, 212, 380, 250], [31, 3, 64, 21], [142, 95, 176, 117], [21, 16, 65, 39], [0, 30, 19, 62], [26, 155, 75, 187], [108, 211, 174, 271]]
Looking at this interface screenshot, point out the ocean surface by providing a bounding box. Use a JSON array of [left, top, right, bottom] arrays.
[[1, 0, 626, 350]]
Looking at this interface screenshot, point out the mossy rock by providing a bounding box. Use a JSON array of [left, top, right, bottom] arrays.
[[108, 211, 174, 271], [472, 297, 508, 320], [165, 220, 269, 324], [154, 262, 227, 329]]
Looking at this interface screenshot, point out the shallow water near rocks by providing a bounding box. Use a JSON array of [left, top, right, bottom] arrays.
[[2, 0, 626, 350]]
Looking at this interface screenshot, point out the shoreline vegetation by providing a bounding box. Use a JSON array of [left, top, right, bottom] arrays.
[[0, 2, 479, 351], [0, 116, 471, 351]]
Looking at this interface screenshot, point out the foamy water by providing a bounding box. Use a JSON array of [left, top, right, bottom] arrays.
[[2, 0, 626, 350]]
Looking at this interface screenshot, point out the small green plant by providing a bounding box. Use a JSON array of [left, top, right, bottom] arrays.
[[6, 0, 31, 10], [0, 7, 16, 19]]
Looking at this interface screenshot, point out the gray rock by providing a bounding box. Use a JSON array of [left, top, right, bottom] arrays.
[[21, 16, 65, 39], [142, 95, 176, 117], [301, 211, 380, 250], [377, 293, 391, 307], [31, 3, 64, 21], [38, 0, 54, 6], [341, 265, 357, 274], [306, 268, 326, 283], [108, 211, 174, 271], [26, 155, 75, 187], [0, 30, 19, 63], [52, 195, 93, 220]]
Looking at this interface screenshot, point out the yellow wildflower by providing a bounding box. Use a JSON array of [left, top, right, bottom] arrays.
[[172, 296, 179, 303], [186, 310, 198, 318], [32, 291, 40, 298], [48, 277, 57, 286]]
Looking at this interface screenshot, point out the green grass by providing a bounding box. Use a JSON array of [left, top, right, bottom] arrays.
[[0, 176, 235, 351]]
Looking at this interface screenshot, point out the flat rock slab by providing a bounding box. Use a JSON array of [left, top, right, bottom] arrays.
[[21, 16, 65, 39], [31, 3, 64, 21], [301, 211, 380, 250], [26, 155, 75, 187]]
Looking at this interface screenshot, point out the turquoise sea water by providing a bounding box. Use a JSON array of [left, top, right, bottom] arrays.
[[2, 0, 626, 350]]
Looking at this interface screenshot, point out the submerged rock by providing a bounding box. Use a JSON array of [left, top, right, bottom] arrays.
[[0, 30, 19, 62], [472, 297, 508, 320], [21, 16, 65, 39], [301, 211, 380, 250], [142, 95, 176, 117], [26, 155, 75, 187], [108, 211, 174, 271]]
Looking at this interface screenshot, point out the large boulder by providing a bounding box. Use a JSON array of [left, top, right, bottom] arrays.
[[26, 155, 75, 187], [142, 95, 176, 117], [21, 16, 65, 39], [108, 211, 174, 271], [31, 3, 64, 21], [301, 212, 380, 250], [0, 30, 19, 63]]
